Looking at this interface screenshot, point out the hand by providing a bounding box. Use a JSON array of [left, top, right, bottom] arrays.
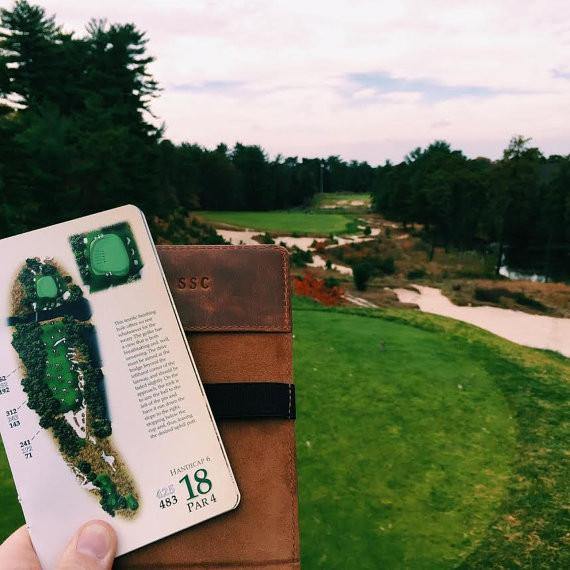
[[0, 520, 117, 569]]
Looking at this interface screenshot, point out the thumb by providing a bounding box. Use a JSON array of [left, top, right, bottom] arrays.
[[57, 520, 117, 570]]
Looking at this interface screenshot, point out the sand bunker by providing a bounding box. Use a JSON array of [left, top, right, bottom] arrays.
[[393, 285, 570, 357]]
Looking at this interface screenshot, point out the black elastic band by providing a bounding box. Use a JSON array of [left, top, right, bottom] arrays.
[[204, 382, 296, 420]]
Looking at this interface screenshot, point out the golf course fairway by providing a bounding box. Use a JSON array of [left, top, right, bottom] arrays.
[[197, 210, 357, 235], [0, 300, 568, 568]]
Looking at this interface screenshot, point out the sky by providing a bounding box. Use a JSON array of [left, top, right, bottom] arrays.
[[34, 0, 570, 164]]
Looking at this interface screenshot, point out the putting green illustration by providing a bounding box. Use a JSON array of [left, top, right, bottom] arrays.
[[9, 259, 139, 517], [70, 222, 143, 292]]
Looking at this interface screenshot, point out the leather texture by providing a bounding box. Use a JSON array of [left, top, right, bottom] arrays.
[[116, 245, 300, 569]]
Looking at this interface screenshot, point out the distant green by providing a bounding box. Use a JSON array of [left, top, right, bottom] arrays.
[[35, 275, 58, 299], [89, 233, 130, 276], [197, 210, 356, 235]]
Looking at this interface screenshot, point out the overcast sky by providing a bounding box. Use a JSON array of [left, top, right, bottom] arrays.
[[37, 0, 570, 164]]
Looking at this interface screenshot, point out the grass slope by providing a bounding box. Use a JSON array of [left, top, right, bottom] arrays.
[[294, 298, 569, 568], [294, 301, 515, 568], [197, 210, 356, 235]]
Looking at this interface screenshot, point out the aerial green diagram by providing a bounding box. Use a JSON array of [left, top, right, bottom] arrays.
[[9, 258, 139, 517], [70, 222, 144, 292]]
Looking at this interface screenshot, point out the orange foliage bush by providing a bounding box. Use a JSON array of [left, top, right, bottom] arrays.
[[313, 240, 328, 254], [293, 272, 345, 306]]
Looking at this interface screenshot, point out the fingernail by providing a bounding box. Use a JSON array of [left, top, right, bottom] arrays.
[[76, 522, 112, 560]]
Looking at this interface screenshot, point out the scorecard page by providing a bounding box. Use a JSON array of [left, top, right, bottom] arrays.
[[0, 205, 239, 569]]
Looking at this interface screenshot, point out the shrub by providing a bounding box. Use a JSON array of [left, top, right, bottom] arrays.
[[258, 232, 275, 244], [474, 287, 547, 312], [290, 247, 313, 267], [325, 259, 333, 270], [407, 268, 427, 280], [52, 417, 84, 457], [324, 277, 341, 289], [353, 262, 372, 291], [92, 418, 112, 438], [363, 225, 372, 236], [513, 292, 547, 311], [345, 220, 360, 234], [313, 240, 327, 253], [474, 287, 510, 303], [293, 273, 344, 306], [379, 256, 395, 275]]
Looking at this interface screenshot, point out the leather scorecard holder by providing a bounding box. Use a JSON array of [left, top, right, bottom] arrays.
[[116, 245, 300, 569]]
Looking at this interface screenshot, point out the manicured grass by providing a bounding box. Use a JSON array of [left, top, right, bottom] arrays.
[[90, 233, 130, 276], [41, 321, 79, 411], [294, 298, 569, 568], [294, 301, 515, 568], [197, 210, 356, 235], [35, 275, 58, 299]]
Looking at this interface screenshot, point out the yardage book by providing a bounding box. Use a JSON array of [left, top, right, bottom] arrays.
[[0, 205, 239, 568]]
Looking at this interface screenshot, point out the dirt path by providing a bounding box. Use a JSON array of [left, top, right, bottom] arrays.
[[393, 285, 570, 357]]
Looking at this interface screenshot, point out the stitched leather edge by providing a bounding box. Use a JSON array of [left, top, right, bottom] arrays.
[[157, 245, 291, 332]]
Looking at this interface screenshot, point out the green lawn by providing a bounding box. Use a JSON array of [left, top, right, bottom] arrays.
[[41, 321, 79, 411], [294, 299, 569, 568], [1, 303, 567, 568], [197, 210, 357, 235]]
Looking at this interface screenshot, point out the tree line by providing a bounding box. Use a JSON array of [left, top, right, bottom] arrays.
[[0, 1, 373, 240], [373, 138, 570, 273], [1, 1, 568, 267]]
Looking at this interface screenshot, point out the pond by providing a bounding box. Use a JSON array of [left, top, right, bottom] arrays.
[[499, 247, 570, 283]]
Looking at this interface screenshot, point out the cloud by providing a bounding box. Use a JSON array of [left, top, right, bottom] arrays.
[[552, 68, 570, 80], [345, 72, 517, 103], [37, 0, 570, 163], [169, 80, 245, 93]]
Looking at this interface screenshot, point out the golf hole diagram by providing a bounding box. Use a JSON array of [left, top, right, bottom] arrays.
[[6, 223, 145, 517]]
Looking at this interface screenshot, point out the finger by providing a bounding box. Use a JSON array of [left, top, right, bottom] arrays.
[[57, 520, 117, 570], [0, 526, 41, 570]]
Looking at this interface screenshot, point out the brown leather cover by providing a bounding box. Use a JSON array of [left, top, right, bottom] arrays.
[[116, 245, 300, 569]]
